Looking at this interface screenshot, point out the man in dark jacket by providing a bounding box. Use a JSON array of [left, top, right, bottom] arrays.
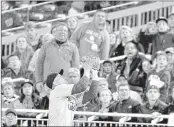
[[137, 85, 167, 123], [108, 83, 140, 122], [118, 42, 145, 93], [99, 60, 117, 93]]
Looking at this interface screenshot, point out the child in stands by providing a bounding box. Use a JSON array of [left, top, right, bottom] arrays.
[[152, 17, 174, 58], [147, 51, 171, 103]]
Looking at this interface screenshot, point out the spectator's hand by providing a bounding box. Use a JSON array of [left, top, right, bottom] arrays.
[[91, 69, 99, 80], [36, 82, 44, 93], [119, 116, 131, 123], [99, 108, 109, 119], [151, 112, 163, 124], [141, 25, 147, 32], [113, 92, 119, 101], [149, 75, 164, 88], [151, 112, 161, 119], [22, 121, 28, 126], [92, 57, 100, 71], [83, 57, 93, 78]]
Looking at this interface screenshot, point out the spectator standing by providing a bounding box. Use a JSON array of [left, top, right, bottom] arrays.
[[70, 10, 110, 60], [12, 36, 34, 71], [25, 22, 40, 51], [152, 17, 174, 58], [35, 22, 80, 93], [67, 17, 79, 38]]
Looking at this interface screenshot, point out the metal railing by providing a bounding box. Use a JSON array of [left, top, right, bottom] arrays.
[[2, 108, 172, 127], [1, 1, 137, 33], [1, 2, 174, 59]]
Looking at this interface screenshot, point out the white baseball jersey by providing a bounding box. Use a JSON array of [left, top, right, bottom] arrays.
[[48, 84, 76, 126]]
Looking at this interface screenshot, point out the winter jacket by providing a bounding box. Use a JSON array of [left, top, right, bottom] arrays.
[[138, 30, 156, 54], [108, 97, 140, 122], [137, 99, 167, 123], [152, 32, 174, 58], [119, 53, 144, 93]]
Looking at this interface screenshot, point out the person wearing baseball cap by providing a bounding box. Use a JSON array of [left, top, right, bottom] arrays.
[[3, 109, 18, 127], [67, 68, 80, 85], [152, 16, 174, 58], [136, 85, 167, 123], [99, 59, 117, 93], [168, 13, 174, 34]]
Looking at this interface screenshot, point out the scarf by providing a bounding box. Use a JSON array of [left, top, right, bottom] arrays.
[[3, 94, 19, 105]]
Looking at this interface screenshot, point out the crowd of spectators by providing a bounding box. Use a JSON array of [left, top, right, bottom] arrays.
[[1, 3, 174, 127], [1, 1, 152, 30]]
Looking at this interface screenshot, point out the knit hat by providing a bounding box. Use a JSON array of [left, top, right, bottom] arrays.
[[21, 79, 34, 87], [51, 22, 68, 30], [45, 69, 64, 89], [68, 68, 80, 76], [5, 109, 17, 116], [155, 50, 168, 59], [146, 85, 160, 93], [156, 17, 168, 24], [103, 60, 112, 65], [120, 26, 133, 34], [97, 87, 112, 97], [2, 81, 15, 89], [116, 74, 127, 81]]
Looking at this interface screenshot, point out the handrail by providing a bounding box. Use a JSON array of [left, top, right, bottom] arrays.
[[1, 1, 138, 33], [1, 108, 169, 119], [1, 1, 54, 14]]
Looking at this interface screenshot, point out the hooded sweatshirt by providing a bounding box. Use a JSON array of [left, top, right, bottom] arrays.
[[70, 19, 110, 60]]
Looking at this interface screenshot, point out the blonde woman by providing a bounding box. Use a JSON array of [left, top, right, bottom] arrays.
[[110, 26, 144, 58]]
